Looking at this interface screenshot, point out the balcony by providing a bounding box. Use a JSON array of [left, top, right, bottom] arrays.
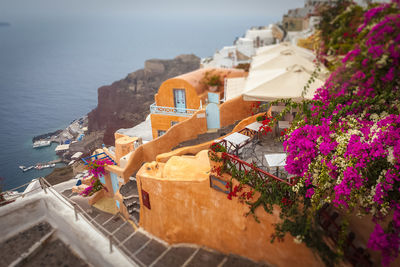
[[150, 103, 199, 117]]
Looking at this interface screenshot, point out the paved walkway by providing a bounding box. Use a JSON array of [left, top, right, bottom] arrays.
[[61, 189, 268, 267]]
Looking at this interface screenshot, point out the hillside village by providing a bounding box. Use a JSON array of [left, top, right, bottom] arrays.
[[1, 0, 400, 266]]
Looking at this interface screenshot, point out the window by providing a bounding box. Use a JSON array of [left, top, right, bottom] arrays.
[[171, 121, 179, 127], [157, 130, 166, 137]]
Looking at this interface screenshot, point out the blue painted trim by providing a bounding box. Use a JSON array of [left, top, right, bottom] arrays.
[[210, 175, 230, 194], [110, 173, 119, 194], [81, 152, 117, 165]]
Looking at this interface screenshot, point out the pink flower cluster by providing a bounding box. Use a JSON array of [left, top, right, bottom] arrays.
[[282, 2, 400, 265], [88, 158, 114, 178]]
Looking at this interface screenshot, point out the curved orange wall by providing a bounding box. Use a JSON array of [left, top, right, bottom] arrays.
[[107, 96, 257, 182], [136, 164, 322, 267], [220, 96, 256, 127], [155, 112, 263, 163], [155, 79, 201, 109]]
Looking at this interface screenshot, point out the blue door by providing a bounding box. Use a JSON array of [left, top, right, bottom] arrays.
[[173, 89, 186, 113], [110, 172, 119, 194], [206, 103, 220, 129], [208, 92, 219, 104]]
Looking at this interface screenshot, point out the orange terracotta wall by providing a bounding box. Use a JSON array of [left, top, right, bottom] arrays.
[[220, 96, 257, 127], [106, 97, 259, 181], [136, 159, 322, 266], [150, 114, 189, 139], [155, 79, 201, 109], [115, 136, 137, 165], [155, 112, 264, 163], [106, 110, 208, 181]]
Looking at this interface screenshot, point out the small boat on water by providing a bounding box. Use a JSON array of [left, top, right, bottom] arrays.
[[19, 165, 34, 172], [23, 166, 34, 172], [19, 163, 55, 172], [34, 163, 56, 170], [33, 140, 51, 148]]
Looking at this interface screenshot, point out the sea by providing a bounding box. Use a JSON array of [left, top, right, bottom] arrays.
[[0, 15, 273, 191]]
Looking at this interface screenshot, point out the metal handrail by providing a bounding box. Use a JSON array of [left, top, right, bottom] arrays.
[[39, 179, 142, 264], [0, 186, 43, 205], [1, 177, 142, 266], [1, 179, 37, 192], [222, 153, 294, 186], [149, 103, 199, 117], [211, 138, 294, 187]]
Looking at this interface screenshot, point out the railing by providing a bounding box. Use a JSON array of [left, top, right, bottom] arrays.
[[211, 132, 294, 187], [0, 177, 143, 266], [222, 153, 294, 186], [150, 103, 199, 117], [81, 152, 117, 165]]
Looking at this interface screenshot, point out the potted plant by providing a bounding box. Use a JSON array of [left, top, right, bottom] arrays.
[[203, 72, 222, 92], [208, 142, 227, 177]]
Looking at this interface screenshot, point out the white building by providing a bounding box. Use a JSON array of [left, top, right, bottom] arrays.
[[243, 25, 275, 49], [202, 24, 278, 69]]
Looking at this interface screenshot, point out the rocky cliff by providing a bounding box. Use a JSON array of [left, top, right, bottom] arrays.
[[87, 54, 200, 145]]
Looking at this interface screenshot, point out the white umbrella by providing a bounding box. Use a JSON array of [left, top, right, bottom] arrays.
[[255, 42, 315, 60], [251, 49, 317, 72], [243, 65, 324, 102]]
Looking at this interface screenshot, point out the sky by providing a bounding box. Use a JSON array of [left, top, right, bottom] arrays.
[[0, 0, 305, 21]]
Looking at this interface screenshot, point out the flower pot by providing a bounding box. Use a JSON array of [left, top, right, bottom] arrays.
[[209, 151, 225, 177], [208, 85, 218, 92]]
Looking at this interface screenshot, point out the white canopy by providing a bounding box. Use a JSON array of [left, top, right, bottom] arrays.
[[255, 42, 315, 60], [243, 65, 324, 102], [245, 69, 287, 90], [251, 50, 316, 72], [224, 77, 246, 101]]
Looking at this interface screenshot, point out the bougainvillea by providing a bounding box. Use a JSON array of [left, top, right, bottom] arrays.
[[279, 1, 400, 265], [80, 158, 114, 197]]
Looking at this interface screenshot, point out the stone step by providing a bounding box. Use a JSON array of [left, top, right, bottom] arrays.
[[120, 180, 139, 198], [152, 246, 197, 267], [124, 196, 139, 207], [23, 239, 88, 267], [183, 248, 225, 267], [134, 239, 168, 266], [9, 229, 56, 267], [1, 221, 53, 266], [129, 212, 140, 225], [128, 207, 140, 215]]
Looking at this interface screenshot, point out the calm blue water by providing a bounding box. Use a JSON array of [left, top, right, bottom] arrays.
[[0, 15, 272, 190]]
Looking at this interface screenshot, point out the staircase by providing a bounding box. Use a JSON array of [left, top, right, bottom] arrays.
[[0, 221, 87, 267], [120, 178, 141, 225]]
